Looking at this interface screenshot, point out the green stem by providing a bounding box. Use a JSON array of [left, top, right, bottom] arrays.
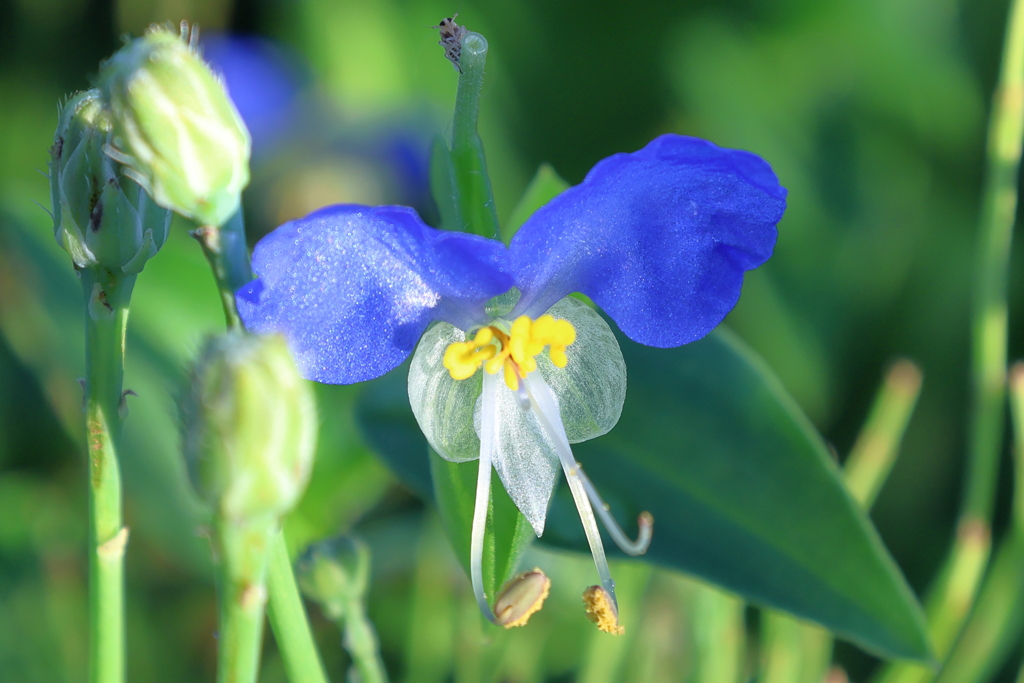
[[196, 207, 327, 683], [875, 5, 1024, 681], [339, 597, 389, 683], [844, 359, 923, 509], [193, 208, 253, 329], [266, 531, 330, 683], [966, 0, 1024, 526], [450, 32, 500, 239], [82, 267, 135, 683], [761, 361, 921, 683], [215, 518, 275, 683], [934, 363, 1024, 683]]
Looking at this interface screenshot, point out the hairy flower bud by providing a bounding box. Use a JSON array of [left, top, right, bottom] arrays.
[[49, 90, 170, 273], [181, 332, 316, 524], [98, 23, 251, 228], [295, 536, 370, 620]]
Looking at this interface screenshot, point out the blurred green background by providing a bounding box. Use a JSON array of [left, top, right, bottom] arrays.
[[0, 0, 1020, 680]]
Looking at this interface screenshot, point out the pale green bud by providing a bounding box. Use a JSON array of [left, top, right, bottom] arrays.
[[98, 23, 251, 228], [295, 536, 370, 620], [182, 332, 317, 524], [49, 90, 171, 273]]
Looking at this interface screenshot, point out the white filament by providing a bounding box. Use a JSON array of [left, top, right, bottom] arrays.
[[522, 373, 618, 612], [469, 370, 499, 623], [575, 466, 652, 556]]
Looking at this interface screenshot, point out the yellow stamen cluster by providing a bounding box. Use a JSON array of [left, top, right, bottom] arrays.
[[582, 585, 625, 635], [442, 327, 499, 380], [442, 314, 577, 390]]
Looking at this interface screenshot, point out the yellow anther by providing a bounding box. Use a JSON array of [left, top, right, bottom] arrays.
[[442, 328, 498, 380], [494, 568, 551, 629], [582, 585, 625, 635], [443, 314, 577, 388]]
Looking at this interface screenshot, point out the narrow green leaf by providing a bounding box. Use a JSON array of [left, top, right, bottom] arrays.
[[503, 163, 570, 244]]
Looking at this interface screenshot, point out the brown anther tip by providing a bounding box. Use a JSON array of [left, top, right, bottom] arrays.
[[494, 568, 551, 629], [639, 511, 654, 528], [582, 585, 625, 635]]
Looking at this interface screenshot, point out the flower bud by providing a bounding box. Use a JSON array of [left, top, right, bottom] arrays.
[[49, 90, 171, 273], [98, 23, 251, 228], [181, 332, 316, 524], [295, 535, 370, 620]]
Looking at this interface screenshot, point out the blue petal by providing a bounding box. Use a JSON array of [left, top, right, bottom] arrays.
[[508, 134, 786, 348], [237, 204, 512, 384]]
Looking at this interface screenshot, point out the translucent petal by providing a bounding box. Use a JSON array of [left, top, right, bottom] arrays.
[[477, 370, 560, 537], [408, 322, 482, 463], [537, 297, 626, 443]]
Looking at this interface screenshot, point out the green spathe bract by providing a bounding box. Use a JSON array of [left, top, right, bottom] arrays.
[[50, 90, 170, 273], [98, 23, 251, 228], [182, 332, 317, 524]]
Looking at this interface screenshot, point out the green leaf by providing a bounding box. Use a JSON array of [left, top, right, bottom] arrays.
[[354, 326, 930, 662], [502, 163, 570, 244], [544, 327, 931, 662]]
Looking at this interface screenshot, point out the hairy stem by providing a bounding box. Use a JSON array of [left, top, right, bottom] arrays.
[[82, 267, 136, 683], [215, 519, 274, 683]]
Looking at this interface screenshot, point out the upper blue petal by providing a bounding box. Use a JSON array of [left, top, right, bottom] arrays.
[[508, 134, 786, 348], [237, 204, 512, 384]]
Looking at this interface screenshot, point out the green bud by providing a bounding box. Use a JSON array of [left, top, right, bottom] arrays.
[[49, 90, 171, 273], [181, 332, 316, 524], [295, 536, 370, 620], [98, 22, 251, 228]]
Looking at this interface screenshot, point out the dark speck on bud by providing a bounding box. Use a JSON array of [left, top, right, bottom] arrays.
[[49, 90, 170, 273]]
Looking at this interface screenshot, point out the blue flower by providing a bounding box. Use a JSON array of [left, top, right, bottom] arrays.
[[237, 134, 786, 632]]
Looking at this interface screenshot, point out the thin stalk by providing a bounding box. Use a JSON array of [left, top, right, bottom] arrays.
[[215, 518, 275, 683], [192, 208, 253, 329], [761, 360, 921, 683], [935, 363, 1024, 683], [266, 531, 330, 683], [82, 267, 136, 683], [844, 359, 923, 508], [450, 32, 500, 239], [196, 205, 328, 683], [687, 584, 746, 683], [338, 597, 388, 683], [966, 0, 1024, 523], [759, 614, 831, 683], [877, 4, 1024, 680]]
